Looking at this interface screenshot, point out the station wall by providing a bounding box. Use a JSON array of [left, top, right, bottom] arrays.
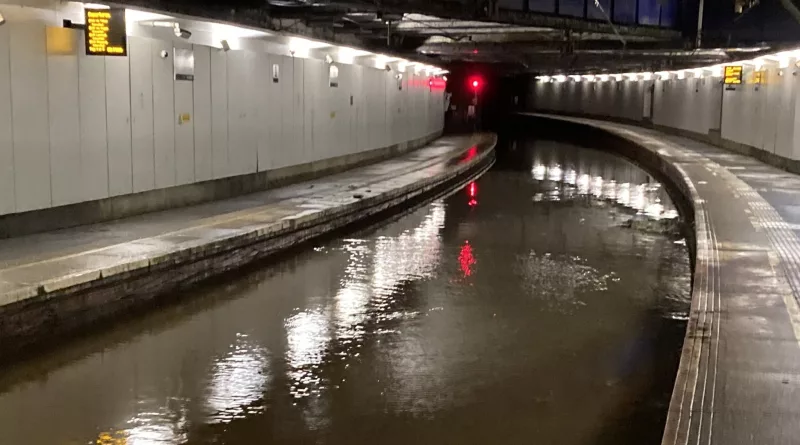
[[529, 65, 800, 165], [0, 4, 445, 217]]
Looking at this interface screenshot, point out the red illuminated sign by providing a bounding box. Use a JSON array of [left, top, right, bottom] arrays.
[[429, 77, 447, 90]]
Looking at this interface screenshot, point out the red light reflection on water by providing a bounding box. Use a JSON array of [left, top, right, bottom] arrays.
[[459, 241, 476, 277], [467, 181, 478, 206]]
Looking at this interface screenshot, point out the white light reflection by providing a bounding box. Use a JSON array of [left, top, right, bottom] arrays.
[[547, 165, 563, 182], [592, 176, 603, 197], [283, 202, 446, 404], [603, 179, 617, 201], [286, 309, 330, 398], [564, 169, 577, 185], [370, 202, 445, 305], [577, 174, 591, 195], [206, 333, 269, 422], [532, 163, 546, 181], [617, 182, 631, 207], [529, 154, 676, 219]]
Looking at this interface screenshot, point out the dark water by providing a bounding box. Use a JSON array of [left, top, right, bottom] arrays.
[[0, 138, 691, 445]]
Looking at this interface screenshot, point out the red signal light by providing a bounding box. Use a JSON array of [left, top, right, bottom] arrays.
[[469, 76, 483, 92]]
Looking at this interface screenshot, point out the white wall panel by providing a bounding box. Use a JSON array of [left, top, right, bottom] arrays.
[[227, 50, 257, 175], [129, 36, 155, 193], [293, 58, 306, 164], [303, 58, 319, 163], [193, 45, 212, 182], [46, 28, 81, 206], [10, 22, 51, 211], [260, 53, 283, 170], [0, 25, 14, 214], [210, 49, 229, 178], [776, 69, 795, 160], [278, 55, 297, 168], [255, 52, 271, 171], [152, 41, 175, 188], [173, 42, 195, 186], [78, 37, 109, 202], [105, 56, 133, 196]]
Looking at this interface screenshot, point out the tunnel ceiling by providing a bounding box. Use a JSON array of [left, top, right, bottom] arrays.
[[115, 0, 780, 74]]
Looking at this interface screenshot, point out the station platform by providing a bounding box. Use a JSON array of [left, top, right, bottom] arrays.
[[0, 134, 495, 359], [531, 114, 800, 445]]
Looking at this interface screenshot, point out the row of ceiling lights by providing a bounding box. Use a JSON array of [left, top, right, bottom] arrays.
[[83, 2, 448, 75], [536, 48, 800, 82]]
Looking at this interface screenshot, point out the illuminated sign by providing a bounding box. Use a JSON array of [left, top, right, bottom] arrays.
[[85, 8, 127, 56], [429, 77, 447, 90], [724, 65, 742, 85]]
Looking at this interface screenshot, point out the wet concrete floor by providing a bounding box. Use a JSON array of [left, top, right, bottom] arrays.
[[0, 137, 690, 445]]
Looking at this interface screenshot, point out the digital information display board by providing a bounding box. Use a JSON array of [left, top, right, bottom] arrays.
[[724, 65, 743, 85], [85, 8, 127, 56]]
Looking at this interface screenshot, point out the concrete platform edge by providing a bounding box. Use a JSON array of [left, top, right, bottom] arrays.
[[0, 134, 496, 362]]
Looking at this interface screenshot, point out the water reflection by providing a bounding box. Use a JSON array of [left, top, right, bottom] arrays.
[[206, 333, 270, 420], [528, 143, 678, 220], [517, 252, 618, 312], [0, 138, 690, 445]]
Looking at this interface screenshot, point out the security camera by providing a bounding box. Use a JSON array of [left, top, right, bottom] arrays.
[[160, 50, 169, 59], [384, 65, 391, 72], [220, 40, 231, 52]]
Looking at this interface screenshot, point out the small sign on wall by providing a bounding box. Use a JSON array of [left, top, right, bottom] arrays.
[[329, 65, 339, 88], [174, 48, 195, 81], [272, 64, 280, 83]]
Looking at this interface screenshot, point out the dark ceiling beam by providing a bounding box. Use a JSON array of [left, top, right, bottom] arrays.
[[493, 9, 679, 39], [329, 0, 681, 39], [419, 39, 689, 53]]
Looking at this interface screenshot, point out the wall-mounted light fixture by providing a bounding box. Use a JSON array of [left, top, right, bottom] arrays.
[[0, 13, 6, 26], [173, 23, 191, 39]]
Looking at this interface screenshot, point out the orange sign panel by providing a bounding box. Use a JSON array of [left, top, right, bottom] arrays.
[[724, 65, 743, 85]]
